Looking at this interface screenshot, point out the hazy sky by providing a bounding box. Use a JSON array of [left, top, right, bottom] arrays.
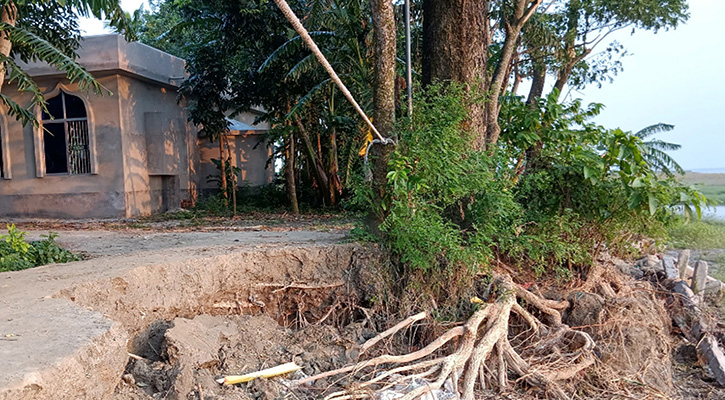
[[81, 0, 724, 170], [576, 0, 725, 171]]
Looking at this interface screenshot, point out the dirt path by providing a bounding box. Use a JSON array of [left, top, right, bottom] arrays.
[[25, 228, 347, 258]]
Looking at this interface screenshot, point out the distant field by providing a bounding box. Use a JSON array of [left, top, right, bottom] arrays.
[[679, 172, 725, 204]]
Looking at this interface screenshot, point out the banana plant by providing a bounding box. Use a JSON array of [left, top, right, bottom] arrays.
[[634, 123, 685, 177]]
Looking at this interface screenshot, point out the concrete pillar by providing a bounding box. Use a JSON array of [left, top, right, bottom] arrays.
[[678, 250, 691, 280], [662, 256, 678, 280], [692, 260, 709, 301]]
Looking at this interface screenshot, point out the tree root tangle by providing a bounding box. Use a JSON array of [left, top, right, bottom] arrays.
[[295, 273, 596, 400]]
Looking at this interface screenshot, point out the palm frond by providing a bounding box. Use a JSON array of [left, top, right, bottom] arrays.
[[634, 123, 674, 139], [0, 54, 48, 114], [0, 23, 109, 95], [286, 78, 332, 120], [64, 0, 121, 18], [286, 53, 321, 81], [643, 138, 682, 152], [258, 31, 334, 73], [156, 17, 222, 42], [0, 94, 37, 127], [645, 147, 685, 176]]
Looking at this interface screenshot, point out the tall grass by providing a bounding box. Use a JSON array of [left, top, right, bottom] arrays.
[[667, 217, 725, 249], [679, 172, 725, 204]]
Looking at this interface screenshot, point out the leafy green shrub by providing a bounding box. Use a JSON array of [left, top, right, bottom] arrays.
[[207, 157, 242, 201], [352, 84, 522, 307], [193, 195, 233, 217], [237, 182, 288, 211], [0, 225, 81, 272], [357, 84, 708, 295]]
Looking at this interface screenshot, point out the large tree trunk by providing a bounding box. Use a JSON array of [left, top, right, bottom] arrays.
[[422, 0, 490, 150], [370, 0, 396, 137], [368, 0, 396, 221], [0, 2, 16, 94]]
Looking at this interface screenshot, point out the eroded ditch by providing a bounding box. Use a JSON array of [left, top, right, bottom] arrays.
[[113, 268, 380, 400], [3, 242, 384, 400], [7, 235, 725, 400]]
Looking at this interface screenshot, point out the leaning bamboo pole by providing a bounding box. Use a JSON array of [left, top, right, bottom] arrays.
[[271, 0, 392, 144]]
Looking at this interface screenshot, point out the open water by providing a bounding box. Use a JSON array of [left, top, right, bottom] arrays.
[[705, 206, 725, 220]]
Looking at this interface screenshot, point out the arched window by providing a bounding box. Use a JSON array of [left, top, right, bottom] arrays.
[[41, 91, 91, 175]]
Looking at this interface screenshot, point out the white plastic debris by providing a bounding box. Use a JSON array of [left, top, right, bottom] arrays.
[[376, 375, 459, 400]]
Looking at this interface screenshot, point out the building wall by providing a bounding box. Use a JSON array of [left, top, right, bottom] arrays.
[[0, 35, 273, 219], [198, 130, 274, 195], [116, 75, 198, 217], [0, 74, 200, 219], [0, 76, 129, 218]]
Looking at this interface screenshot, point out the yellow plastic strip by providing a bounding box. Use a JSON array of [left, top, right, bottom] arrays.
[[219, 362, 303, 385]]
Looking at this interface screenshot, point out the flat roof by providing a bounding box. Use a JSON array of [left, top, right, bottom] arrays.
[[17, 34, 187, 88]]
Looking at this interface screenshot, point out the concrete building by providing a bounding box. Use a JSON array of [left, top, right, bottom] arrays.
[[0, 35, 273, 219]]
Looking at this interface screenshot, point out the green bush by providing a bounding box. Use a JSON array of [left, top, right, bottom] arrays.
[[0, 225, 81, 272], [356, 84, 707, 295]]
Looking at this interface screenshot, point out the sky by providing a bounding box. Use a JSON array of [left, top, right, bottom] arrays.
[[575, 0, 725, 171], [80, 0, 724, 171]]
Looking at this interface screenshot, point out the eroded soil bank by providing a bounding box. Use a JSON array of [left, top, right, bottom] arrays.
[[0, 228, 376, 400], [3, 226, 725, 400], [113, 251, 725, 400]]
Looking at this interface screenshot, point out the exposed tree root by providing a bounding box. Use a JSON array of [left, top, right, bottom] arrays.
[[295, 273, 596, 400]]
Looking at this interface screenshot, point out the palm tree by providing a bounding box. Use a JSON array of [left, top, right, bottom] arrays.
[[0, 0, 129, 125], [634, 123, 685, 177]]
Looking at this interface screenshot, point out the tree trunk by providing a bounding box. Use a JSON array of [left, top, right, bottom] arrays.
[[524, 63, 546, 172], [219, 136, 228, 205], [551, 49, 590, 99], [295, 115, 330, 204], [550, 0, 585, 99], [285, 134, 299, 214], [422, 0, 490, 150], [224, 136, 237, 216], [485, 0, 542, 148], [328, 126, 341, 206], [370, 0, 396, 137], [526, 63, 546, 105], [552, 61, 573, 98], [0, 2, 17, 94], [368, 0, 397, 222]]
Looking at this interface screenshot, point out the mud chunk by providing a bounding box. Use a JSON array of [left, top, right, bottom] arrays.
[[564, 291, 604, 328], [127, 358, 174, 394], [165, 315, 237, 369]]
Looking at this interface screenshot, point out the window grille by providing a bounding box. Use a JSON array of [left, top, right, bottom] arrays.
[[41, 92, 91, 175]]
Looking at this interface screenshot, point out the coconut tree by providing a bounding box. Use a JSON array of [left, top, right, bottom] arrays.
[[0, 0, 129, 125], [634, 123, 685, 177]]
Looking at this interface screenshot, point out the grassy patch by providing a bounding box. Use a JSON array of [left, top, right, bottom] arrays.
[[667, 217, 725, 250], [679, 172, 725, 204], [0, 224, 81, 272]]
